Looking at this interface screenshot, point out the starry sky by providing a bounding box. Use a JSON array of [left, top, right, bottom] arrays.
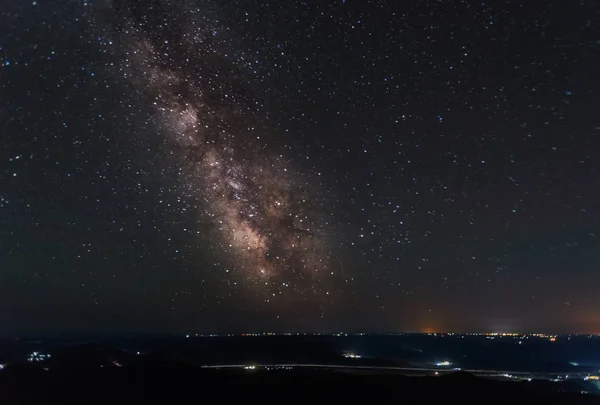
[[1, 0, 599, 336]]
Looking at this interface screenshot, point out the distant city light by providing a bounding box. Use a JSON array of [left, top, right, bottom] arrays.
[[435, 361, 451, 367], [343, 353, 362, 359], [27, 352, 50, 363]]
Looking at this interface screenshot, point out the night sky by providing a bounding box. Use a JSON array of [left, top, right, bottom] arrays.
[[1, 0, 599, 336]]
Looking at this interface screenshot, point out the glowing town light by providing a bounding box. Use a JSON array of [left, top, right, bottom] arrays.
[[27, 352, 50, 363]]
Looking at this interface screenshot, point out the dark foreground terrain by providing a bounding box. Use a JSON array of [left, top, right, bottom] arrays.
[[1, 362, 597, 405], [2, 334, 599, 403]]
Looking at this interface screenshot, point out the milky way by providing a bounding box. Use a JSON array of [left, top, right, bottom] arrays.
[[108, 0, 332, 298]]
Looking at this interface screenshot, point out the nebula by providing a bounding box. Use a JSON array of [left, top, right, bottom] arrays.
[[106, 0, 331, 298]]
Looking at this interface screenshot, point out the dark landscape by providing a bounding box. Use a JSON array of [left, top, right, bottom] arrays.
[[1, 333, 599, 403]]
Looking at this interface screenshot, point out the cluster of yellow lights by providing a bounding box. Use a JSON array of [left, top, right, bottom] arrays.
[[424, 332, 563, 342], [478, 332, 521, 337], [530, 333, 558, 339]]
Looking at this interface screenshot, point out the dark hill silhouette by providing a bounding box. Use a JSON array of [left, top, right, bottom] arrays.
[[0, 360, 598, 405]]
